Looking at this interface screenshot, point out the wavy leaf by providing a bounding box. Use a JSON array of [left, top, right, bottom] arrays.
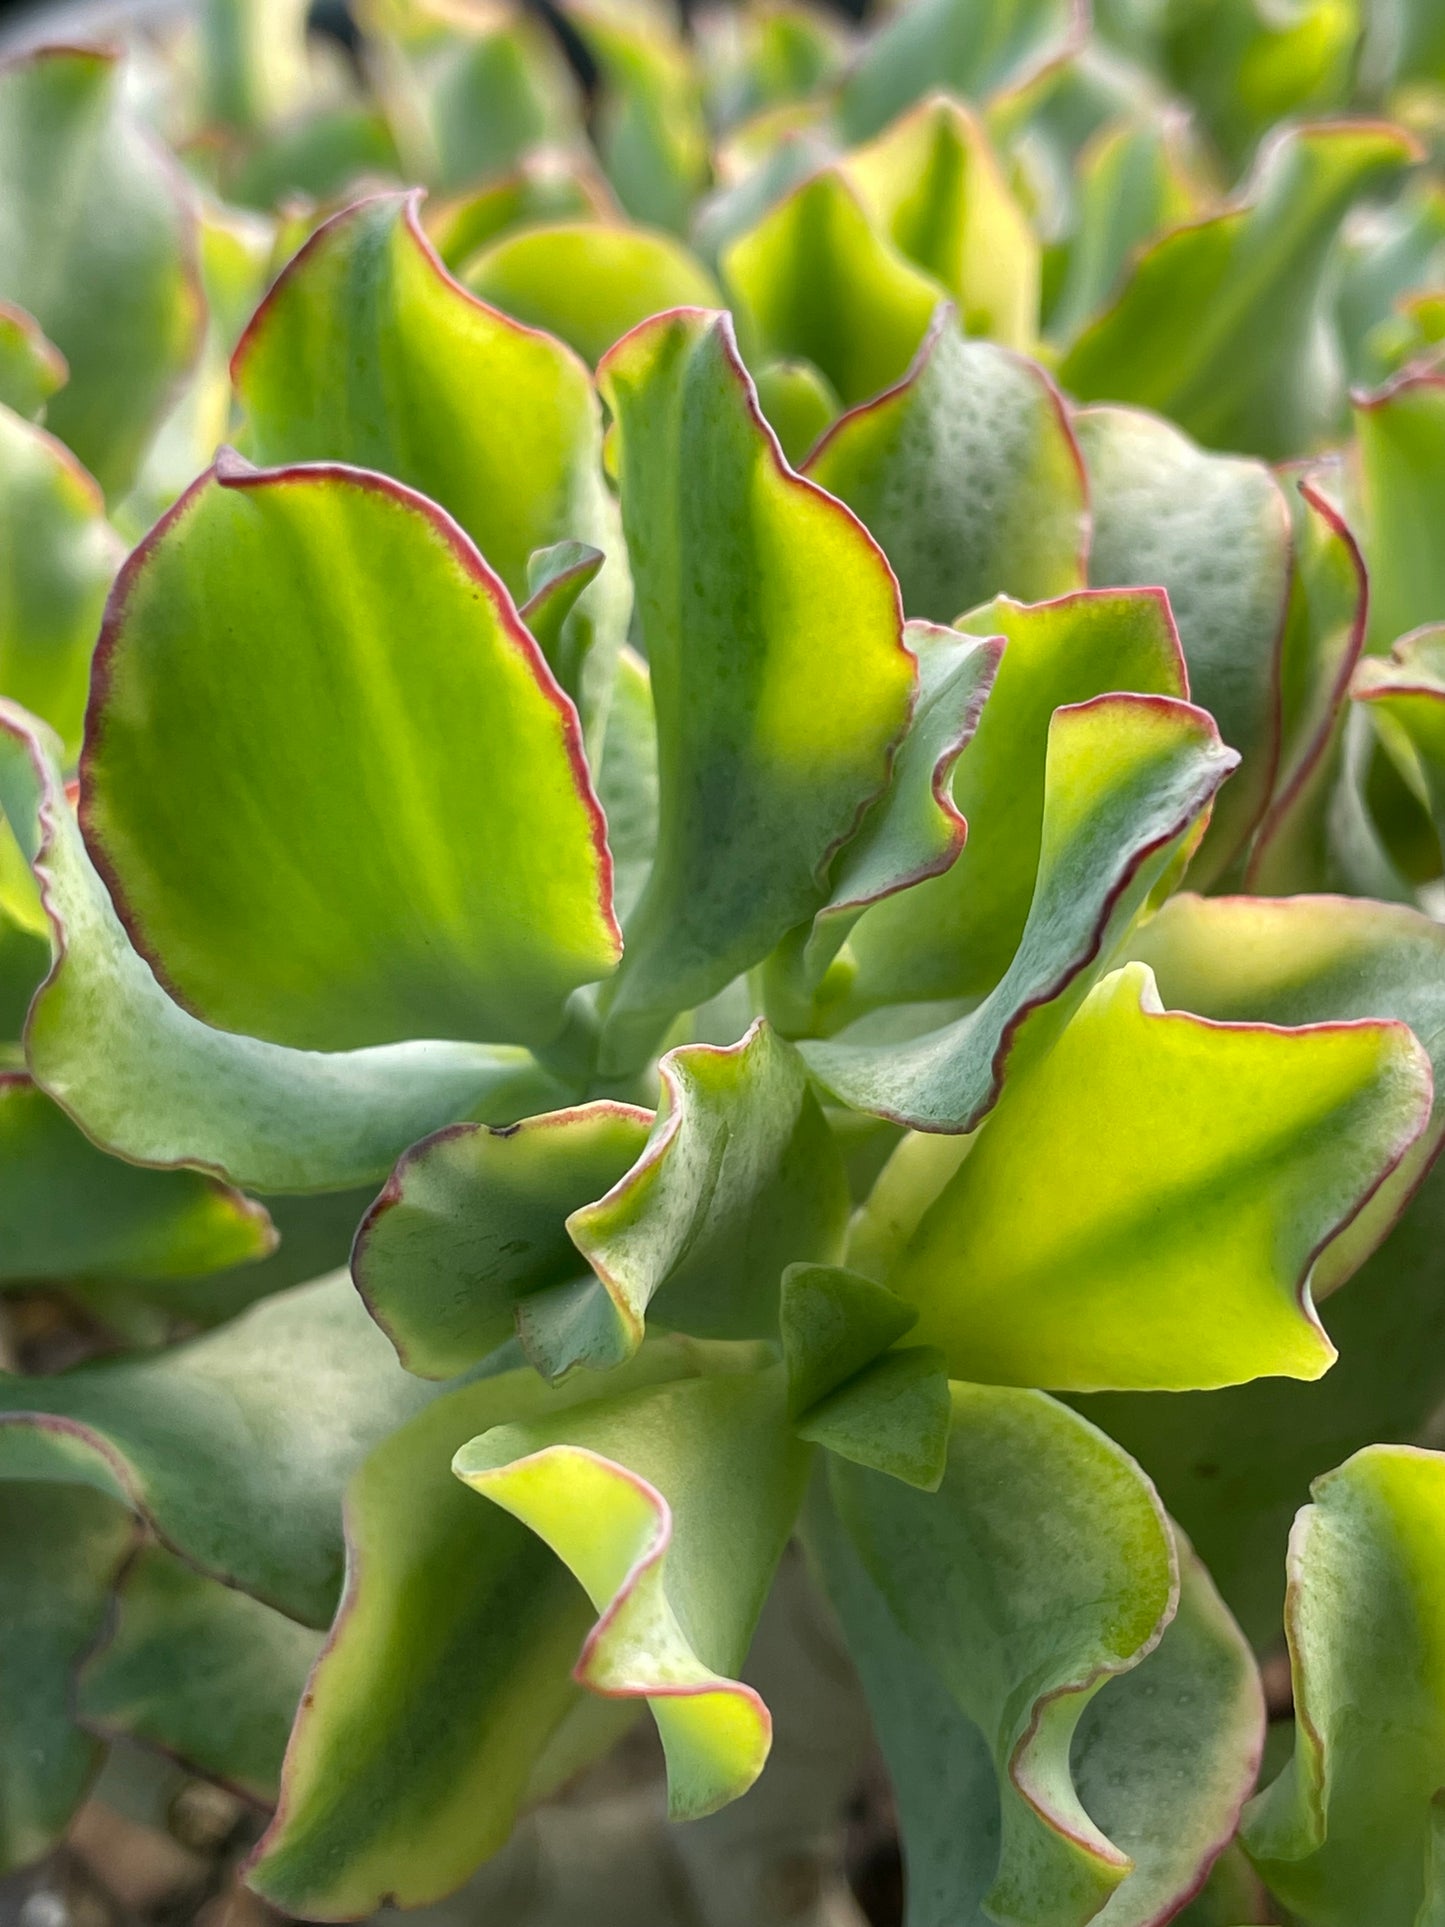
[[1075, 404, 1292, 879], [231, 190, 628, 715], [0, 703, 559, 1193], [1242, 1445, 1445, 1925], [353, 1100, 653, 1378], [80, 455, 620, 1056], [843, 590, 1188, 1011], [0, 1272, 438, 1626], [455, 1361, 810, 1821], [0, 405, 123, 760], [886, 959, 1431, 1389], [806, 308, 1087, 623], [594, 308, 914, 1068], [805, 692, 1235, 1130], [464, 221, 721, 365], [0, 47, 204, 497], [0, 303, 66, 421], [1061, 124, 1419, 459]]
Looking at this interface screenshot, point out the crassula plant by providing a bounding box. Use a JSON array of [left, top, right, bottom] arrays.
[[2, 0, 1445, 1923]]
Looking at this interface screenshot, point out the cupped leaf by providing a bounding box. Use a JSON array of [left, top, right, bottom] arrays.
[[455, 1360, 811, 1821], [805, 308, 1087, 624], [0, 405, 123, 760], [806, 692, 1236, 1131], [426, 155, 617, 268], [0, 47, 204, 498], [77, 1543, 321, 1804], [1352, 369, 1445, 651], [0, 1272, 439, 1626], [0, 1073, 273, 1285], [0, 703, 560, 1194], [1354, 624, 1445, 854], [886, 959, 1431, 1389], [0, 1483, 136, 1872], [752, 355, 839, 464], [526, 1020, 849, 1377], [839, 0, 1086, 142], [843, 590, 1187, 1012], [230, 190, 628, 707], [1074, 404, 1292, 879], [594, 308, 915, 1067], [353, 1100, 653, 1378], [722, 169, 943, 408], [1061, 123, 1420, 460], [0, 303, 67, 421], [827, 1383, 1178, 1927], [1241, 1445, 1445, 1925], [80, 456, 619, 1055], [246, 1340, 777, 1916], [463, 220, 721, 365], [844, 95, 1039, 347]]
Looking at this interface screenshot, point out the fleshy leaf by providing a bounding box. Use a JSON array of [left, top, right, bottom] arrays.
[[840, 0, 1085, 142], [528, 1020, 849, 1377], [779, 1261, 918, 1416], [519, 539, 605, 690], [843, 590, 1188, 1012], [77, 1543, 321, 1804], [1061, 124, 1420, 460], [594, 308, 914, 1067], [752, 355, 838, 464], [572, 3, 711, 233], [231, 190, 628, 708], [844, 96, 1039, 347], [463, 221, 721, 365], [0, 47, 204, 498], [886, 960, 1431, 1389], [1241, 1446, 1445, 1925], [80, 456, 620, 1055], [827, 1384, 1178, 1927], [1352, 369, 1445, 653], [722, 170, 943, 408], [795, 1346, 952, 1491], [806, 309, 1087, 623], [425, 155, 617, 268], [352, 1100, 653, 1378], [0, 1272, 438, 1626], [1354, 623, 1445, 851], [0, 1483, 135, 1873], [1158, 0, 1359, 168], [805, 693, 1236, 1130], [0, 405, 123, 760], [0, 303, 67, 421], [0, 703, 561, 1194], [455, 1361, 811, 1821], [1074, 404, 1292, 879], [592, 645, 658, 927], [0, 1073, 274, 1284]]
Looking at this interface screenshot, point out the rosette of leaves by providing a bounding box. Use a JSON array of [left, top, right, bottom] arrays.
[[3, 4, 1445, 1926]]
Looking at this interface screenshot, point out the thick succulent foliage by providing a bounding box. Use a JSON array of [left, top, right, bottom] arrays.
[[1, 0, 1444, 1920]]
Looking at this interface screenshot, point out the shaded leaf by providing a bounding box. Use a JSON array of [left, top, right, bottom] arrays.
[[592, 645, 658, 928], [0, 303, 67, 421], [1352, 368, 1445, 651], [573, 3, 711, 234], [1354, 623, 1445, 848], [752, 355, 839, 464], [426, 155, 617, 269], [779, 1262, 917, 1419]]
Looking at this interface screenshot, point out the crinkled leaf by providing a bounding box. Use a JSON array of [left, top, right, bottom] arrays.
[[1353, 369, 1445, 652], [77, 1543, 321, 1804], [845, 96, 1039, 347], [527, 1021, 849, 1377], [353, 1100, 653, 1378], [723, 170, 943, 408], [456, 1360, 810, 1820], [0, 48, 204, 498], [843, 590, 1187, 1012], [806, 692, 1235, 1130], [886, 959, 1431, 1389], [464, 221, 720, 366], [1241, 1445, 1445, 1926], [0, 303, 66, 421], [231, 190, 628, 710], [806, 310, 1087, 623], [0, 704, 560, 1194], [828, 1383, 1178, 1927], [1075, 404, 1291, 879], [594, 308, 914, 1066], [0, 1483, 135, 1873], [1061, 124, 1419, 460], [0, 1073, 273, 1285], [81, 456, 620, 1055], [0, 1272, 438, 1626], [0, 405, 123, 760]]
